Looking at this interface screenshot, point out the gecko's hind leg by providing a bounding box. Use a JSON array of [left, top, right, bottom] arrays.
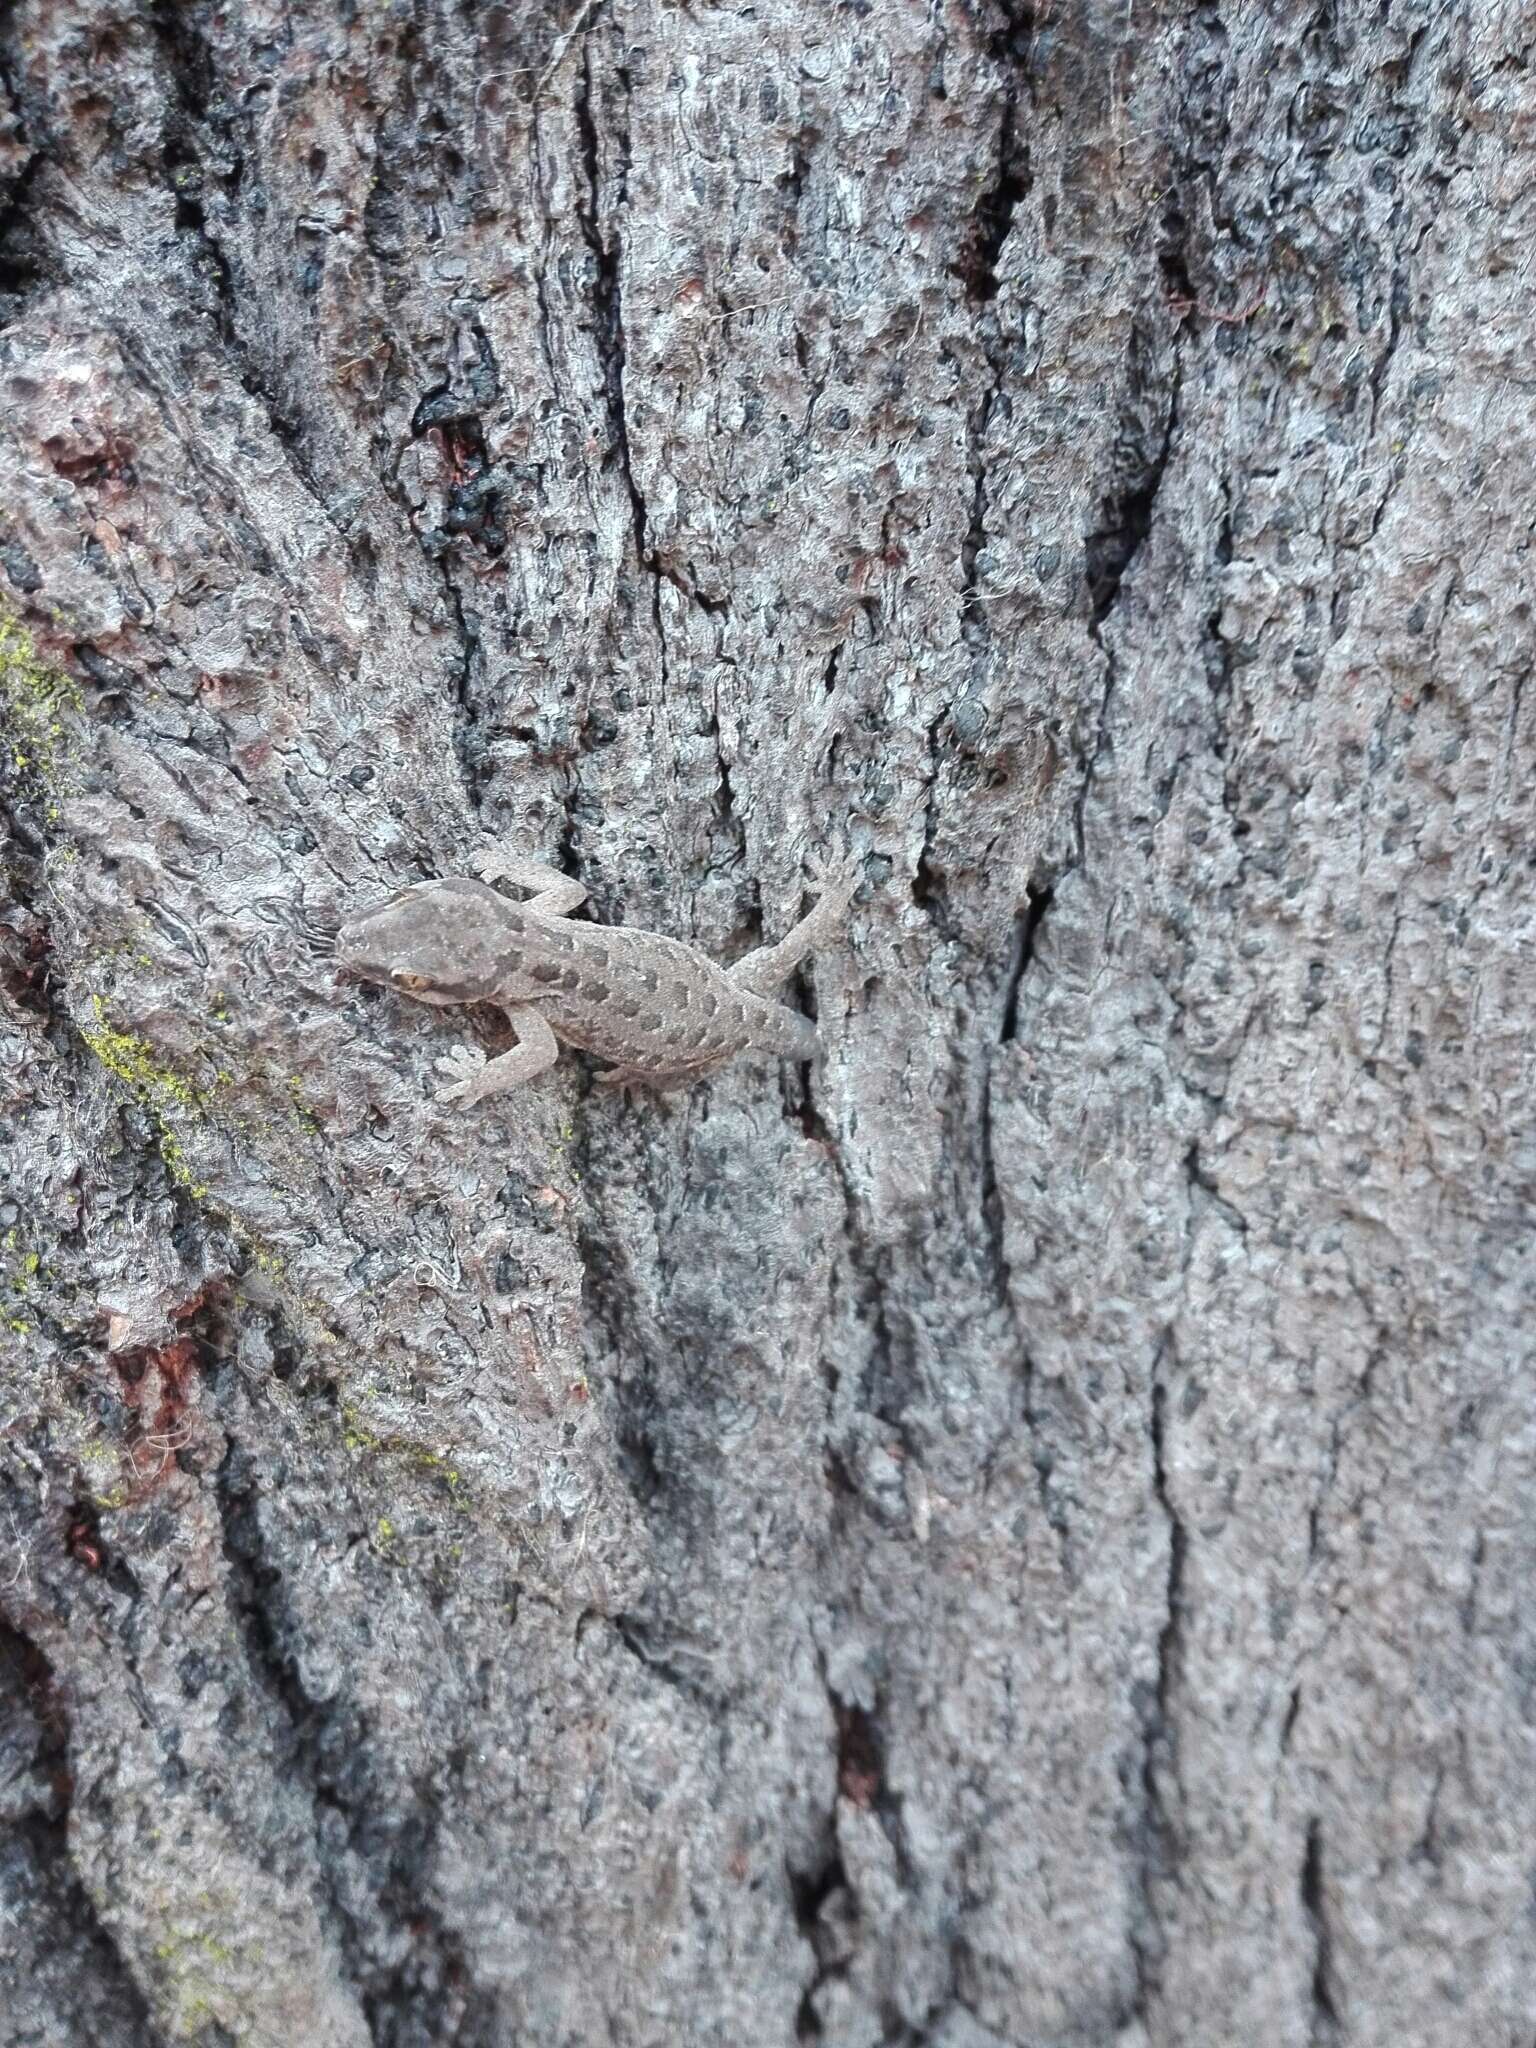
[[729, 856, 859, 996]]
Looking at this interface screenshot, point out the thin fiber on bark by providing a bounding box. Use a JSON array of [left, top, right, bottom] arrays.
[[1, 2, 1532, 2045]]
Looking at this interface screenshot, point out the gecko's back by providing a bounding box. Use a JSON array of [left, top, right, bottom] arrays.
[[510, 910, 818, 1073]]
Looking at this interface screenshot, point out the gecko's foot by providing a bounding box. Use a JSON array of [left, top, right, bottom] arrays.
[[469, 848, 518, 885], [434, 1044, 489, 1105], [804, 849, 861, 911], [596, 1063, 652, 1091]]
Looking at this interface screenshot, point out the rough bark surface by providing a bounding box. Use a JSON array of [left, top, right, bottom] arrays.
[[1, 1, 1532, 2044]]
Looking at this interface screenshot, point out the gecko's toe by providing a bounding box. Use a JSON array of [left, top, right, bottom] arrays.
[[434, 1046, 488, 1104], [805, 849, 859, 900]]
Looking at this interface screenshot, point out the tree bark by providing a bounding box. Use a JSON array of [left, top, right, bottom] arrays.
[[1, 2, 1532, 2044]]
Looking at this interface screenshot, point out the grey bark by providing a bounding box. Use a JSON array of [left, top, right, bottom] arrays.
[[0, 1, 1531, 2044]]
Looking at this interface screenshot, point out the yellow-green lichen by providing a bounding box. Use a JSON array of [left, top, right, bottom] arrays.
[[339, 1401, 380, 1454], [73, 1437, 131, 1507], [339, 1401, 467, 1514], [2, 1233, 58, 1338], [0, 607, 81, 798], [78, 999, 300, 1290], [80, 995, 218, 1198], [284, 1073, 319, 1133], [150, 1916, 244, 2042], [6, 1242, 44, 1296]]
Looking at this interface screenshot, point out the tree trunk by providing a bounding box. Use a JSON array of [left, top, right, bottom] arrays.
[[2, 1, 1531, 2043]]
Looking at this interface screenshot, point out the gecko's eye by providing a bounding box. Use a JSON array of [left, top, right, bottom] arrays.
[[394, 971, 433, 992]]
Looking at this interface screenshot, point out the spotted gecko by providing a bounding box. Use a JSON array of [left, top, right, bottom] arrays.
[[336, 849, 858, 1104]]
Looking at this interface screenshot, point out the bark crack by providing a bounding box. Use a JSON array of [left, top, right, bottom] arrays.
[[979, 1044, 1066, 1551], [1084, 345, 1181, 629], [212, 1421, 489, 2044], [573, 45, 648, 590], [610, 1610, 726, 1710], [1128, 1356, 1186, 2026], [998, 883, 1052, 1045], [0, 142, 46, 324], [1071, 350, 1183, 870], [0, 1613, 162, 2044], [437, 558, 486, 815], [211, 1431, 369, 1998], [146, 11, 337, 527], [958, 367, 1003, 640], [0, 25, 52, 323], [954, 1, 1035, 304], [956, 6, 1036, 642], [1301, 1816, 1342, 2041], [789, 1825, 851, 2041]]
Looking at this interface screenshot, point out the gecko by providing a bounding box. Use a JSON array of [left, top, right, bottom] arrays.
[[335, 848, 859, 1105]]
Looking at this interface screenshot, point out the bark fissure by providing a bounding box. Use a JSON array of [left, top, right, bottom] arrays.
[[0, 19, 52, 324], [1085, 353, 1181, 630], [999, 882, 1052, 1045], [956, 0, 1036, 306], [438, 560, 486, 815], [956, 6, 1036, 641], [978, 1046, 1065, 1550], [1184, 1140, 1249, 1237], [958, 373, 1001, 639], [1200, 475, 1255, 861], [1129, 1361, 1187, 2024], [1301, 1817, 1341, 2040], [1070, 352, 1183, 873], [147, 51, 334, 525], [612, 1609, 725, 1710], [706, 693, 747, 872], [956, 118, 1029, 308], [213, 1419, 498, 2046], [211, 1441, 365, 1962], [0, 142, 46, 322], [0, 1615, 162, 2044], [789, 1830, 852, 2041], [573, 43, 648, 591]]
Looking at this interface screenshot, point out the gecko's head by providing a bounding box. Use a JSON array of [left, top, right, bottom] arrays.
[[335, 880, 507, 1005]]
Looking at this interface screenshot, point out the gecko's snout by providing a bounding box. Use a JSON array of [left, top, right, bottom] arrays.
[[332, 908, 380, 963], [331, 913, 381, 985]]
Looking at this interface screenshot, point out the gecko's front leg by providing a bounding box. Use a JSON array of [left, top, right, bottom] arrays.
[[470, 848, 588, 918], [436, 1005, 559, 1105]]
